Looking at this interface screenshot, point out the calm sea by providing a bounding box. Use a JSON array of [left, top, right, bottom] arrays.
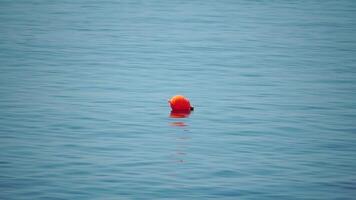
[[1, 1, 356, 199]]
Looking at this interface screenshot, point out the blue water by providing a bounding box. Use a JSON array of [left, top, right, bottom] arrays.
[[1, 1, 356, 199]]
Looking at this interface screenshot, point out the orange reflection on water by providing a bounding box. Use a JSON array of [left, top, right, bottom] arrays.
[[168, 110, 192, 176], [169, 110, 191, 127], [169, 110, 191, 118], [170, 122, 187, 127]]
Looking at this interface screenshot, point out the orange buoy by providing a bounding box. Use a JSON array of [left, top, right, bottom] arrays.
[[168, 95, 194, 112]]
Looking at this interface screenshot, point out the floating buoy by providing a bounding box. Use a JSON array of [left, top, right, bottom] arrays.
[[168, 95, 194, 112]]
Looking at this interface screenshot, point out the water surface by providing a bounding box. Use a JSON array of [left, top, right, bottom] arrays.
[[1, 1, 356, 199]]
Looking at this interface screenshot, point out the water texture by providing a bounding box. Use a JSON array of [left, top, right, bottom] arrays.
[[1, 0, 356, 199]]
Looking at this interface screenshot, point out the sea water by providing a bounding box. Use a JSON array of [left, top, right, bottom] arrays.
[[1, 1, 356, 199]]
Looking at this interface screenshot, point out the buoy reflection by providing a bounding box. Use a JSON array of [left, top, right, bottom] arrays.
[[169, 110, 191, 118], [170, 122, 187, 127], [169, 111, 191, 127], [168, 110, 192, 169]]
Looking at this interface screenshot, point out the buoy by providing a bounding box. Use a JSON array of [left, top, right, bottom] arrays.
[[168, 95, 194, 112]]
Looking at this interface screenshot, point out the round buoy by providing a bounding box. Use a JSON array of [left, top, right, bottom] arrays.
[[168, 95, 194, 112]]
